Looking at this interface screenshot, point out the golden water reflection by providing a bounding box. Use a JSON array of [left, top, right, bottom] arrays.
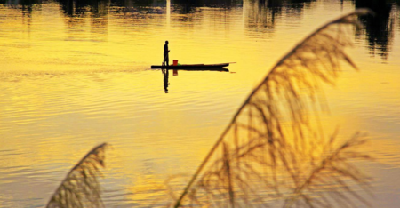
[[0, 0, 400, 207]]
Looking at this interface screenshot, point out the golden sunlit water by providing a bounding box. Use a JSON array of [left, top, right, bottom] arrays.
[[1, 0, 400, 207]]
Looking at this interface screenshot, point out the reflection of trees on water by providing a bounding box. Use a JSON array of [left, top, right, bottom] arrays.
[[1, 0, 42, 17], [0, 0, 42, 7], [58, 0, 109, 17], [0, 0, 43, 36], [106, 0, 166, 22], [172, 0, 240, 12], [111, 0, 240, 15], [244, 0, 278, 31], [244, 0, 316, 33], [57, 0, 109, 42], [110, 0, 164, 13], [354, 0, 395, 60], [1, 0, 321, 35], [4, 0, 396, 55]]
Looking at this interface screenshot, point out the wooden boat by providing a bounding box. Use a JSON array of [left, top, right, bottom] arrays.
[[151, 63, 229, 69], [177, 68, 229, 72]]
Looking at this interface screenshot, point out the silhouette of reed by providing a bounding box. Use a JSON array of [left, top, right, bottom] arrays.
[[46, 143, 109, 208], [172, 9, 373, 208]]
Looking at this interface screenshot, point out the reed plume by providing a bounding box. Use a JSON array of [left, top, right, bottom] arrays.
[[46, 143, 109, 208], [173, 9, 373, 208]]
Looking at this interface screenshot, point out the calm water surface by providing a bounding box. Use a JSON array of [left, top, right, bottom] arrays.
[[1, 0, 400, 207]]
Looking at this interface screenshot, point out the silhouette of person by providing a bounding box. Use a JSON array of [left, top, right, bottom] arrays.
[[164, 41, 170, 67]]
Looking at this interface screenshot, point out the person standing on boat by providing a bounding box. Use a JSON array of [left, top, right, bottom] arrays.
[[164, 41, 170, 67]]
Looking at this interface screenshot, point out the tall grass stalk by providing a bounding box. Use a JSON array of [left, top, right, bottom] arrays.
[[173, 9, 373, 208], [46, 143, 109, 208]]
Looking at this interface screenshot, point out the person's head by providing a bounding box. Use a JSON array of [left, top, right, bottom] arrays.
[[165, 40, 169, 44]]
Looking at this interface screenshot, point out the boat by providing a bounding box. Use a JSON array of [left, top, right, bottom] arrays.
[[151, 63, 229, 69], [177, 68, 229, 72]]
